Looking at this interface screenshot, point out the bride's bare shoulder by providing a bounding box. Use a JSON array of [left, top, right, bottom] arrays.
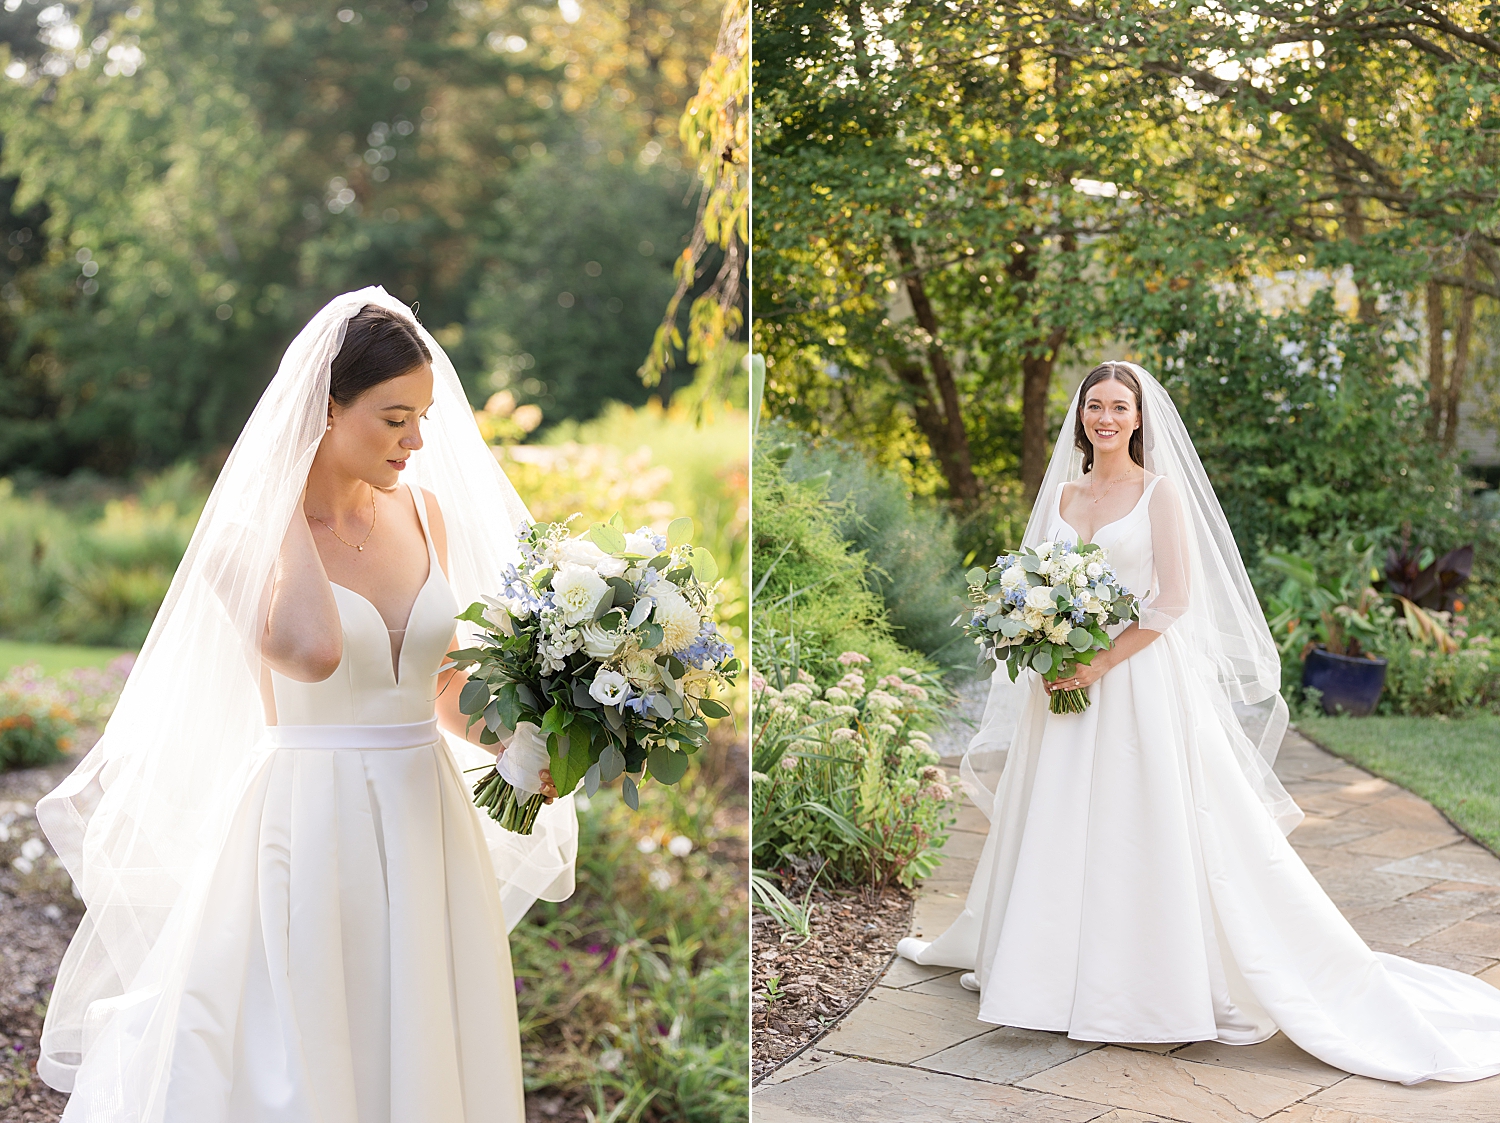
[[420, 486, 449, 576]]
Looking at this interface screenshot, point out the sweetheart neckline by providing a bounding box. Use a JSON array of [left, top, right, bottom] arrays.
[[1056, 474, 1159, 543], [326, 482, 439, 686], [329, 573, 438, 686]]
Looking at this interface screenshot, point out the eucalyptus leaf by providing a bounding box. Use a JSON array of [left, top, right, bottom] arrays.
[[648, 744, 689, 785], [458, 678, 489, 716], [598, 742, 626, 781], [621, 774, 639, 811], [698, 698, 731, 719], [667, 516, 693, 548], [584, 761, 601, 797], [588, 523, 627, 554], [690, 547, 718, 583]]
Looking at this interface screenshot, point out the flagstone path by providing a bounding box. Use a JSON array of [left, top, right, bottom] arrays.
[[753, 685, 1500, 1122]]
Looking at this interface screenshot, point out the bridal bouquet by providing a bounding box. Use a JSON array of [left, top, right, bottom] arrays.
[[448, 515, 739, 833], [959, 541, 1139, 714]]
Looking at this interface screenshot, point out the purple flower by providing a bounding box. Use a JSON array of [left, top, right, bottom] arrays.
[[600, 947, 618, 969]]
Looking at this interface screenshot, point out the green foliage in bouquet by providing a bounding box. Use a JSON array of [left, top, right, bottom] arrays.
[[449, 514, 739, 833], [962, 542, 1140, 715]]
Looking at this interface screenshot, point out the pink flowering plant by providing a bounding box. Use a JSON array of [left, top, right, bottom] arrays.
[[751, 647, 953, 891], [448, 514, 738, 834]]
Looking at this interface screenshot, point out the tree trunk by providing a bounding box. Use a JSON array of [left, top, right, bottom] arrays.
[[1020, 327, 1068, 500], [1444, 254, 1477, 453], [1426, 279, 1446, 443], [1340, 193, 1378, 324], [890, 237, 980, 502]]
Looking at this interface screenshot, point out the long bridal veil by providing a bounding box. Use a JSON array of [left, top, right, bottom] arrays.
[[960, 362, 1301, 835], [35, 286, 578, 1088]]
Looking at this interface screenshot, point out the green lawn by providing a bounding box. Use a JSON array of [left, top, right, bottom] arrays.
[[1295, 714, 1500, 855], [0, 639, 134, 677]]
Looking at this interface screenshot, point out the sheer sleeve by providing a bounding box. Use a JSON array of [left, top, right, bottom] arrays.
[[1140, 475, 1191, 634]]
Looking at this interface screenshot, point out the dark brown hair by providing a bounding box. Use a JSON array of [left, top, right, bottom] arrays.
[[329, 305, 432, 406], [1073, 362, 1145, 473]]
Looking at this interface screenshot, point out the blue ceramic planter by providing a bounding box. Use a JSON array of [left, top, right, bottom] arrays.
[[1302, 647, 1388, 717]]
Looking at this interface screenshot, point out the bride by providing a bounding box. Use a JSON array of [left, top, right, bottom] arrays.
[[897, 360, 1500, 1084], [35, 287, 578, 1120]]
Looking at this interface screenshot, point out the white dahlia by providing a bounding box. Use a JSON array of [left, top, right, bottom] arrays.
[[551, 563, 608, 625], [652, 584, 702, 653]]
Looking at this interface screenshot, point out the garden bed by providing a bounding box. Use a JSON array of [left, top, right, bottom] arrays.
[[750, 884, 913, 1083], [0, 751, 92, 1120]]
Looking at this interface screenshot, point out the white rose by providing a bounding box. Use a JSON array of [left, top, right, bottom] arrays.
[[597, 556, 628, 579], [1023, 607, 1046, 629], [580, 621, 625, 660], [624, 531, 659, 557], [1085, 561, 1104, 579], [558, 537, 607, 567], [652, 585, 702, 653], [482, 602, 515, 635], [1025, 585, 1056, 612], [623, 649, 661, 689], [1035, 542, 1053, 560], [1000, 565, 1027, 589], [498, 722, 551, 796], [589, 668, 631, 706], [552, 563, 609, 625], [1072, 570, 1089, 588]]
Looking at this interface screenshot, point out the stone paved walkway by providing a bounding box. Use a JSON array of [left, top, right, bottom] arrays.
[[753, 707, 1500, 1123]]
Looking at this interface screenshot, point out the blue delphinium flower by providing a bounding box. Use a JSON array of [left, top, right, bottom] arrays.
[[680, 622, 733, 669]]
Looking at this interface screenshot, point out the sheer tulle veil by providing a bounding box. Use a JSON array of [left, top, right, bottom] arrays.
[[35, 285, 578, 1087], [960, 361, 1301, 835]]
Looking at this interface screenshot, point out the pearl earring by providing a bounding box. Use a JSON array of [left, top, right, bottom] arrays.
[[326, 423, 332, 431]]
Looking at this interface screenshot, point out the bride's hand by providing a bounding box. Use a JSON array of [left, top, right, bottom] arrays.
[[1047, 659, 1106, 694], [539, 768, 558, 804]]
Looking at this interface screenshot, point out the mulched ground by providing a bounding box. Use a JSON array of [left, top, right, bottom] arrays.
[[0, 751, 91, 1122], [750, 881, 913, 1083]]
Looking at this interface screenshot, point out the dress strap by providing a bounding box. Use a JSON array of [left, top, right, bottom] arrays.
[[1142, 473, 1165, 503], [407, 481, 439, 564]]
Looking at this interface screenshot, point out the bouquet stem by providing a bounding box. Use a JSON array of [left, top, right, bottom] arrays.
[[472, 768, 546, 835], [1049, 686, 1090, 715]]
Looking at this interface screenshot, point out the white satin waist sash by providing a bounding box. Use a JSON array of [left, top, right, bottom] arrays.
[[264, 718, 441, 751]]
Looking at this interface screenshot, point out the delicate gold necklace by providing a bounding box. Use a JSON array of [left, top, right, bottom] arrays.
[[310, 485, 376, 551], [1090, 468, 1136, 505]]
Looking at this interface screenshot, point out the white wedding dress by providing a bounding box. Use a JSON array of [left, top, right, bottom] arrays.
[[59, 483, 526, 1121], [899, 472, 1500, 1084]]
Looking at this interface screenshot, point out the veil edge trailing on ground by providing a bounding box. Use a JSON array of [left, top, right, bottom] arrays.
[[958, 361, 1302, 837], [35, 285, 578, 1089]]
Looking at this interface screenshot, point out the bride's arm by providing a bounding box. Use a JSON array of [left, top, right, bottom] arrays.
[[261, 487, 343, 682], [1051, 476, 1190, 690], [420, 488, 500, 748]]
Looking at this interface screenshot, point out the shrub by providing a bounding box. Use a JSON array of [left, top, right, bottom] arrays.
[[751, 655, 954, 891], [772, 425, 967, 662], [0, 466, 205, 647], [752, 442, 929, 685]]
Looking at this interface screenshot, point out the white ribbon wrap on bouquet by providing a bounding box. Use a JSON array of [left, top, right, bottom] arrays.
[[496, 721, 551, 796]]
